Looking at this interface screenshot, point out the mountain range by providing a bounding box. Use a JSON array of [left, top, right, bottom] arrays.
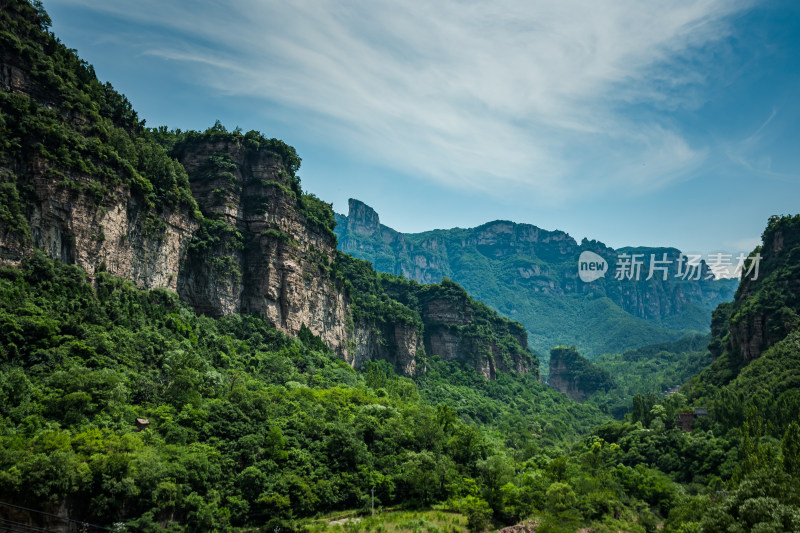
[[335, 199, 738, 363], [1, 1, 799, 531]]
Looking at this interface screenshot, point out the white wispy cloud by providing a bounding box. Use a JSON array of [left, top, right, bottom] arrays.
[[61, 0, 753, 203], [724, 107, 800, 182]]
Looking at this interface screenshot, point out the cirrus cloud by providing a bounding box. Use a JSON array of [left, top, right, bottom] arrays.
[[60, 0, 754, 203]]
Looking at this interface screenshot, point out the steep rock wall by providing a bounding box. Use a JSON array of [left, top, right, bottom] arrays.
[[1, 161, 198, 291], [174, 137, 351, 357], [0, 2, 541, 379]]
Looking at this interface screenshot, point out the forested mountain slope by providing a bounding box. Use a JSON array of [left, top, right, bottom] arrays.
[[336, 199, 738, 361], [692, 214, 800, 433], [2, 1, 800, 531], [0, 0, 535, 380]]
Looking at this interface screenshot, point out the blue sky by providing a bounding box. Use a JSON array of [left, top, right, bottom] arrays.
[[45, 0, 800, 255]]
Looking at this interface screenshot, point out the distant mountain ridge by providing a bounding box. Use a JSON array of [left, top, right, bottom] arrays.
[[335, 199, 738, 360]]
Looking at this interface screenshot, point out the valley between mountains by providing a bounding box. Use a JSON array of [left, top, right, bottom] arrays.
[[1, 1, 800, 532]]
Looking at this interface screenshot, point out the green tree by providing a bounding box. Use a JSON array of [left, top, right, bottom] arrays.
[[782, 421, 800, 478]]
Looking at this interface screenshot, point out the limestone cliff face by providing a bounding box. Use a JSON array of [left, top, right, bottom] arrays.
[[0, 160, 198, 292], [350, 321, 423, 376], [336, 199, 451, 284], [346, 199, 382, 237], [1, 19, 199, 287], [2, 123, 531, 379], [699, 215, 800, 388], [382, 278, 539, 379], [34, 184, 196, 292], [335, 199, 739, 358], [337, 200, 736, 320], [173, 137, 351, 357], [2, 24, 354, 362], [548, 357, 584, 401]]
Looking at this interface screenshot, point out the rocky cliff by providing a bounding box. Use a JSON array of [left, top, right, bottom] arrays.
[[171, 133, 351, 359], [336, 198, 739, 359], [336, 253, 537, 378], [0, 2, 199, 288], [548, 346, 614, 401], [702, 214, 800, 386], [726, 217, 800, 363], [382, 276, 537, 379], [335, 199, 448, 283], [0, 1, 536, 379]]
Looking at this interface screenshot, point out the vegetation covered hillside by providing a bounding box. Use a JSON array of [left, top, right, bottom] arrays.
[[0, 252, 673, 532], [587, 335, 713, 418], [2, 1, 800, 531], [6, 251, 797, 532], [335, 200, 738, 364], [0, 0, 199, 261], [592, 214, 800, 532], [690, 214, 800, 437]]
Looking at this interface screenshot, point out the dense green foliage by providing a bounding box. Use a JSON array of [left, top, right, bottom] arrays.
[[334, 253, 423, 331], [2, 253, 795, 531], [415, 356, 607, 443], [382, 276, 528, 342], [0, 0, 199, 235], [589, 335, 712, 418], [689, 215, 800, 441], [0, 252, 706, 532], [0, 252, 482, 529]]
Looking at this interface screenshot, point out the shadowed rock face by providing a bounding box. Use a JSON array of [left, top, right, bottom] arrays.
[[724, 218, 800, 365], [173, 138, 351, 358], [381, 278, 539, 380], [548, 346, 613, 401]]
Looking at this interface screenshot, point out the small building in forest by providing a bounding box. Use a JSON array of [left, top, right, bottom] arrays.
[[676, 410, 694, 431], [676, 408, 708, 431]]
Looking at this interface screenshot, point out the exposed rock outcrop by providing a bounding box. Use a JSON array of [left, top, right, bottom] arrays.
[[173, 137, 351, 357], [720, 216, 800, 365], [548, 346, 614, 401], [1, 163, 198, 291], [698, 215, 800, 390], [383, 277, 538, 379], [0, 2, 541, 380], [338, 199, 736, 320], [350, 321, 422, 376]]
